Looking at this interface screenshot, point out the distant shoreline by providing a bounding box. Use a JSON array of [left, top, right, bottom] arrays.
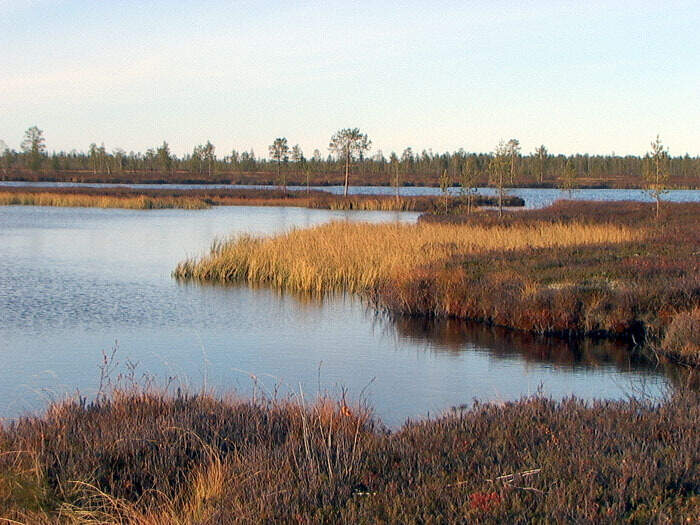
[[3, 169, 699, 190], [0, 186, 524, 211]]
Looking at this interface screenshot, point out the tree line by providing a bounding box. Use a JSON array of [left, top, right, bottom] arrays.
[[1, 127, 697, 195]]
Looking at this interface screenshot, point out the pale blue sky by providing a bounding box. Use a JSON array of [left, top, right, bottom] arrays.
[[1, 0, 698, 157]]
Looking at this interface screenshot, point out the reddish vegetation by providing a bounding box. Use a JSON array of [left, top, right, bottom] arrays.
[[662, 307, 700, 364], [384, 201, 700, 363], [1, 388, 697, 522]]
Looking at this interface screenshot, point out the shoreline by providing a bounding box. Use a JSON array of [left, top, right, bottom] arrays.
[[0, 186, 524, 211], [3, 169, 700, 190], [174, 201, 700, 366]]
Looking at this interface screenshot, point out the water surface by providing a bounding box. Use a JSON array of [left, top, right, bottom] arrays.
[[0, 205, 674, 427], [2, 180, 699, 209]]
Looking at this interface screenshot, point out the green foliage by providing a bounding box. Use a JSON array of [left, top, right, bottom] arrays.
[[643, 135, 671, 218], [390, 152, 401, 201], [20, 126, 46, 172], [559, 158, 578, 194], [489, 140, 510, 216], [506, 138, 520, 184], [459, 155, 479, 214], [157, 141, 172, 174], [439, 168, 450, 213], [534, 144, 548, 183], [269, 137, 290, 190], [4, 128, 700, 190], [329, 128, 371, 195]]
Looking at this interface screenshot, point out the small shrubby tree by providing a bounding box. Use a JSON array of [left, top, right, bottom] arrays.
[[489, 140, 510, 217], [202, 141, 216, 178], [390, 152, 401, 203], [157, 141, 172, 175], [191, 145, 204, 175], [329, 128, 371, 196], [534, 144, 548, 184], [21, 126, 46, 172], [291, 144, 304, 182], [0, 140, 10, 178], [113, 148, 126, 174], [460, 155, 479, 214], [643, 135, 671, 219], [304, 164, 312, 196], [559, 158, 578, 196], [89, 143, 99, 174], [145, 148, 157, 173], [506, 138, 520, 184], [439, 168, 450, 214], [269, 138, 290, 191]]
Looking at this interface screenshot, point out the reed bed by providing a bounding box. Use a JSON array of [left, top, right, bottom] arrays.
[[174, 220, 641, 295], [306, 194, 524, 211], [175, 201, 700, 353], [0, 191, 209, 210], [1, 388, 697, 523], [0, 186, 523, 212]]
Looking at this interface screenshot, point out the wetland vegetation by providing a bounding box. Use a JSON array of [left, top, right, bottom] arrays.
[[1, 385, 697, 523], [0, 186, 523, 211], [4, 2, 700, 521], [175, 201, 700, 365], [2, 133, 698, 523]]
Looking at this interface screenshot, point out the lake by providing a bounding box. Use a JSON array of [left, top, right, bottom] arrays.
[[0, 204, 679, 427], [2, 180, 699, 208]]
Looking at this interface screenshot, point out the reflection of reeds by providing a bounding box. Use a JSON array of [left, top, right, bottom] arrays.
[[1, 386, 697, 522], [174, 201, 700, 355]]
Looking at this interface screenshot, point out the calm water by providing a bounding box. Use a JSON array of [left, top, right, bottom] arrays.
[[0, 205, 676, 427], [2, 180, 699, 208]]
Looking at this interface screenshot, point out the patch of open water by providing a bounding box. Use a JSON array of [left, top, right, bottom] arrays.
[[0, 205, 677, 427]]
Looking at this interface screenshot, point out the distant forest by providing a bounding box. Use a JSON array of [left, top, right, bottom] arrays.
[[2, 127, 699, 188]]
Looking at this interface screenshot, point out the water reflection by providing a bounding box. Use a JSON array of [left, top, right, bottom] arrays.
[[395, 317, 639, 366], [393, 316, 699, 390], [0, 205, 686, 427]]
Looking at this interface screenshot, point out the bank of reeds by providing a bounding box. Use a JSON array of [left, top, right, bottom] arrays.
[[173, 219, 641, 306], [0, 187, 523, 212], [1, 388, 697, 523], [0, 191, 209, 210], [174, 202, 700, 360], [305, 194, 524, 212]]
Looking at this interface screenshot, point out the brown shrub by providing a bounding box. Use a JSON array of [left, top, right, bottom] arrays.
[[662, 308, 700, 365], [1, 389, 698, 523]]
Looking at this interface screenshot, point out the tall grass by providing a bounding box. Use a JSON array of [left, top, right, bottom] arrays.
[[0, 191, 209, 209], [173, 220, 641, 295], [306, 194, 524, 211], [0, 187, 523, 212], [174, 201, 700, 350]]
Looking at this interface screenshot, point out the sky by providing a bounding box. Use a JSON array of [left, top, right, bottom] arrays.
[[1, 0, 699, 158]]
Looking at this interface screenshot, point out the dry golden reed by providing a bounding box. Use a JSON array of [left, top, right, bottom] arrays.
[[0, 191, 209, 210], [173, 221, 643, 295]]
